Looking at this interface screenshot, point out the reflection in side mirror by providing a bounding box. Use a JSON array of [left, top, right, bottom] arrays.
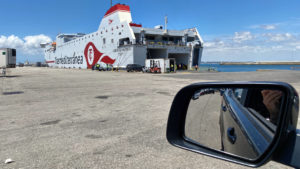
[[184, 87, 284, 160]]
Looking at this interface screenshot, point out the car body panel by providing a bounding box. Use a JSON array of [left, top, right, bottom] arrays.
[[220, 89, 274, 159]]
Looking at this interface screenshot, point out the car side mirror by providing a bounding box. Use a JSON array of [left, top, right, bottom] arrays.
[[166, 82, 299, 168]]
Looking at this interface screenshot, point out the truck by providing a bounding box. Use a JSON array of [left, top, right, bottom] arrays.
[[145, 58, 176, 73], [0, 48, 16, 68]]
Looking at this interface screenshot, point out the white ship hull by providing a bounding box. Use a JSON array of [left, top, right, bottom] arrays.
[[42, 4, 204, 69]]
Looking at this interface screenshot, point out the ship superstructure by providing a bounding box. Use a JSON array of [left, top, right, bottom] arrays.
[[41, 4, 204, 69]]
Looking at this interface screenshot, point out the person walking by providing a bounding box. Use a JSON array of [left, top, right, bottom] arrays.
[[170, 64, 174, 72], [195, 64, 198, 71]]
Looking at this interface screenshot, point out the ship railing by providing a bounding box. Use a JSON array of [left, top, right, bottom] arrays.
[[135, 40, 189, 47], [118, 40, 193, 48]]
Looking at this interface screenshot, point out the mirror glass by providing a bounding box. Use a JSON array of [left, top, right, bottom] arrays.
[[184, 87, 284, 160]]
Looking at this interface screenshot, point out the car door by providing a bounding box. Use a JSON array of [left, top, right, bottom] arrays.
[[219, 88, 275, 159]]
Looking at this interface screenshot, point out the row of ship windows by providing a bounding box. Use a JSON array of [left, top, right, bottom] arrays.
[[100, 24, 125, 34], [75, 32, 122, 42], [52, 37, 118, 51], [102, 38, 115, 44], [58, 32, 123, 48], [57, 24, 126, 47], [73, 24, 125, 43]]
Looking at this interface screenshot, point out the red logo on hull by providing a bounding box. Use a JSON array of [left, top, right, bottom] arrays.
[[84, 42, 116, 69]]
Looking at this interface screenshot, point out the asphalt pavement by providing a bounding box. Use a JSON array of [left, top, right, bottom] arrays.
[[0, 67, 298, 169]]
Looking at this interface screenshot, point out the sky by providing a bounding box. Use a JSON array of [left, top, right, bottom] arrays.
[[0, 0, 300, 62]]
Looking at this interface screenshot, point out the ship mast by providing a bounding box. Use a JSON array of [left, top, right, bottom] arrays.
[[164, 15, 168, 34], [111, 0, 112, 7], [165, 16, 168, 31]]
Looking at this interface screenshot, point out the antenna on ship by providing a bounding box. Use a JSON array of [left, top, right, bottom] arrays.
[[164, 15, 168, 34], [111, 0, 113, 7]]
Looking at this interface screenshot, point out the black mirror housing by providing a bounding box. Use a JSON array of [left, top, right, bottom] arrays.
[[166, 81, 299, 168]]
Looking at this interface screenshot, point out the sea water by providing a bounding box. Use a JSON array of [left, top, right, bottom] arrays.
[[200, 64, 300, 72]]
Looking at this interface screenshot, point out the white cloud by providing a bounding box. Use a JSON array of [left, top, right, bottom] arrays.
[[0, 35, 24, 48], [251, 24, 277, 30], [203, 40, 224, 48], [202, 19, 300, 61], [263, 33, 293, 42], [261, 24, 276, 30], [202, 31, 300, 62], [233, 32, 253, 43], [271, 45, 283, 49], [23, 35, 52, 55], [24, 35, 51, 49], [0, 34, 52, 56]]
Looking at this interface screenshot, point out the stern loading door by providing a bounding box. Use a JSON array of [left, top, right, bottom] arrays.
[[192, 47, 200, 66], [168, 53, 189, 70]]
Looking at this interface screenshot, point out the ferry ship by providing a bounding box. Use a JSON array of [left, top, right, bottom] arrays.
[[41, 3, 204, 69]]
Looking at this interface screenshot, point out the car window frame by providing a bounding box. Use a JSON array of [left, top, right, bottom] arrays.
[[232, 88, 278, 132]]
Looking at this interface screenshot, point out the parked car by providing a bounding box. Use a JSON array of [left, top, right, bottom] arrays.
[[191, 88, 215, 100], [126, 64, 143, 72], [18, 63, 24, 67]]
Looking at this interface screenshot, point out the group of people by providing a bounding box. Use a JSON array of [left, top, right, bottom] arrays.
[[92, 63, 114, 71], [169, 64, 199, 72]]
